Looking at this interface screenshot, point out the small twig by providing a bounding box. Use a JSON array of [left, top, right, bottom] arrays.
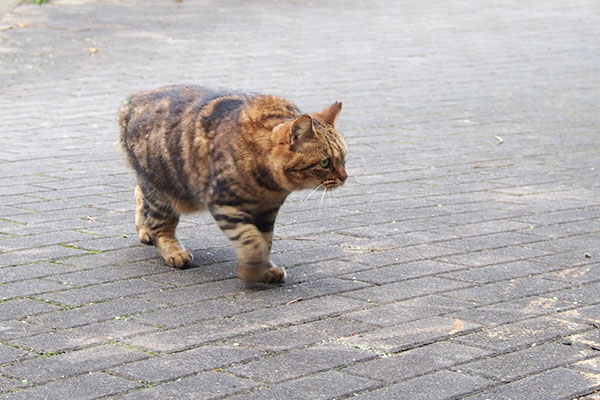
[[473, 163, 513, 169], [494, 135, 504, 145], [0, 26, 14, 32], [274, 236, 316, 241], [286, 298, 303, 305], [12, 350, 32, 365], [43, 24, 123, 32]]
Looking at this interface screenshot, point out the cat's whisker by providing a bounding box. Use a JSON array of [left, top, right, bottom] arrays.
[[330, 187, 339, 199], [302, 183, 324, 205], [319, 187, 327, 212]]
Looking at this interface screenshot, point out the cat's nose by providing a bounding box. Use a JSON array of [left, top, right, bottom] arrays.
[[337, 168, 348, 183]]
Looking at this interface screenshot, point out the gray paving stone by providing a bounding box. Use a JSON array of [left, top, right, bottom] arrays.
[[431, 220, 534, 239], [0, 231, 91, 252], [227, 343, 375, 383], [547, 281, 600, 305], [351, 370, 493, 400], [0, 321, 49, 342], [111, 345, 264, 384], [438, 245, 554, 268], [140, 278, 245, 306], [248, 276, 369, 303], [41, 278, 170, 307], [0, 262, 78, 283], [575, 357, 600, 374], [435, 232, 543, 252], [283, 258, 371, 281], [1, 344, 150, 384], [449, 296, 577, 326], [443, 277, 571, 305], [564, 329, 600, 350], [525, 220, 600, 239], [123, 317, 266, 353], [343, 276, 472, 304], [439, 261, 558, 283], [141, 262, 237, 286], [463, 368, 600, 400], [47, 262, 167, 286], [232, 370, 378, 400], [0, 279, 69, 301], [0, 344, 23, 365], [240, 295, 369, 327], [0, 372, 141, 400], [554, 304, 600, 325], [516, 208, 600, 226], [345, 341, 491, 383], [4, 218, 100, 238], [0, 375, 26, 394], [338, 316, 482, 353], [529, 234, 600, 254], [17, 195, 120, 213], [10, 319, 157, 353], [458, 342, 597, 382], [131, 298, 263, 329], [28, 297, 167, 329], [0, 298, 60, 321], [59, 247, 161, 269], [456, 316, 590, 352], [340, 260, 465, 285], [344, 295, 477, 327], [233, 317, 375, 352], [347, 244, 461, 267], [542, 263, 600, 285], [64, 235, 143, 253], [116, 371, 257, 400]]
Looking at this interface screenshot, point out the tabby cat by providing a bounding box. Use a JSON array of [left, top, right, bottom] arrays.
[[118, 85, 347, 285]]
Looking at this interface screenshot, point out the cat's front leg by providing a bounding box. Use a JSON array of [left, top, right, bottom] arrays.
[[210, 205, 285, 285]]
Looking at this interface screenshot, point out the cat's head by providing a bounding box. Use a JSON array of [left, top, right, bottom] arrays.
[[272, 102, 347, 192]]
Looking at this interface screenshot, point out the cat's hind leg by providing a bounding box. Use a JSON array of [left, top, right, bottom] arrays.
[[136, 183, 193, 268], [135, 185, 153, 245]]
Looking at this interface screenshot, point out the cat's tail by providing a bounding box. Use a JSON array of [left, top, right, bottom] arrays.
[[116, 99, 131, 152]]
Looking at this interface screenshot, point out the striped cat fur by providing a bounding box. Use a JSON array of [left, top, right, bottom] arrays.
[[119, 85, 347, 285]]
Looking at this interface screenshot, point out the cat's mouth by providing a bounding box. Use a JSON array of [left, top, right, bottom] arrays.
[[321, 179, 343, 189]]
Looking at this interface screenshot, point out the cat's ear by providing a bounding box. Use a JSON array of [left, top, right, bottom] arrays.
[[288, 114, 317, 146], [315, 102, 342, 127]]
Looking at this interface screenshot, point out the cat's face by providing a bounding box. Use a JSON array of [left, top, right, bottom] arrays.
[[272, 102, 347, 192]]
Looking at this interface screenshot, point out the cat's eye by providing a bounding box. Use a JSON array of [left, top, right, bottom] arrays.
[[320, 159, 330, 168]]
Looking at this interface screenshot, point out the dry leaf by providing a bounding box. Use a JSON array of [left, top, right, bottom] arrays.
[[450, 319, 466, 334], [89, 48, 99, 53]]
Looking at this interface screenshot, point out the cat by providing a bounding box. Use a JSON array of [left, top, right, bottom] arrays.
[[118, 85, 347, 285]]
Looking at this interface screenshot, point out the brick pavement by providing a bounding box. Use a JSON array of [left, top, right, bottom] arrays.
[[1, 0, 599, 398]]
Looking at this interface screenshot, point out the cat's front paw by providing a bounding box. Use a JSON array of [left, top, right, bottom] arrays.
[[238, 264, 286, 286], [165, 250, 193, 269], [138, 230, 154, 245], [262, 266, 287, 284]]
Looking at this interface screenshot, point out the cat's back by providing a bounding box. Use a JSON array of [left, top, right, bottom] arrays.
[[119, 85, 229, 142], [118, 85, 300, 207], [118, 85, 236, 203]]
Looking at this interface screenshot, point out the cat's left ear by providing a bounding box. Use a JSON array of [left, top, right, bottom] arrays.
[[315, 101, 343, 127], [288, 114, 317, 146]]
